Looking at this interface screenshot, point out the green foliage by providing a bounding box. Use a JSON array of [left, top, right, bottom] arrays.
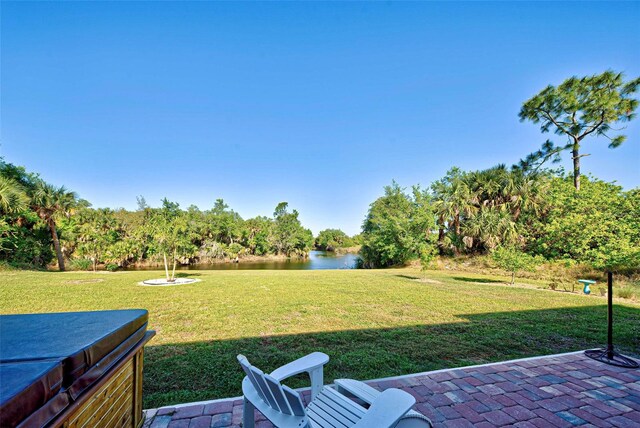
[[431, 166, 548, 253], [616, 287, 635, 300], [527, 176, 640, 273], [419, 245, 437, 272], [0, 160, 55, 267], [0, 214, 54, 267], [105, 263, 120, 272], [0, 175, 29, 214], [71, 208, 120, 271], [360, 182, 437, 268], [145, 199, 199, 280], [315, 229, 355, 251], [242, 216, 272, 256], [29, 179, 79, 271], [362, 164, 639, 276], [492, 246, 540, 284], [519, 70, 640, 189], [272, 202, 314, 256], [226, 242, 244, 258], [68, 258, 92, 271], [2, 160, 318, 270]]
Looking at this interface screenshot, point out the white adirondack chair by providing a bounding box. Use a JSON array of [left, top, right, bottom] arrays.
[[238, 353, 416, 428]]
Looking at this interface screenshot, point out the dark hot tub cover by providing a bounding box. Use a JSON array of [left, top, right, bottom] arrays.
[[0, 361, 68, 428], [0, 309, 148, 386]]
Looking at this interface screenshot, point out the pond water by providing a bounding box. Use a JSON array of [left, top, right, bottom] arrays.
[[125, 250, 360, 271]]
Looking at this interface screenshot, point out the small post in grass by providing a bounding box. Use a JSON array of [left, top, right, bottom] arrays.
[[584, 271, 639, 368]]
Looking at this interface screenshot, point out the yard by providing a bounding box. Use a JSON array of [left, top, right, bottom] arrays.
[[1, 268, 638, 409]]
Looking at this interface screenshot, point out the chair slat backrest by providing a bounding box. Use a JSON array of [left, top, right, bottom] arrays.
[[263, 374, 292, 415], [238, 355, 270, 405], [282, 385, 306, 416], [249, 366, 281, 411], [237, 355, 305, 417]]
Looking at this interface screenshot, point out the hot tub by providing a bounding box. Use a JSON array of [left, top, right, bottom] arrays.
[[0, 310, 155, 427]]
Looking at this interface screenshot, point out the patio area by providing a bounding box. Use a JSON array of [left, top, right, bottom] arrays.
[[143, 351, 640, 428]]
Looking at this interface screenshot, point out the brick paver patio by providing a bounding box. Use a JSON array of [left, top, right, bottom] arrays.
[[143, 351, 640, 427]]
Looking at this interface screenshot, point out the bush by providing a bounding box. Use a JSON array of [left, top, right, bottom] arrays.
[[492, 246, 541, 284], [617, 287, 635, 299], [360, 182, 436, 268], [69, 258, 92, 271], [315, 229, 355, 251], [105, 263, 119, 272], [528, 177, 640, 273], [225, 243, 245, 258], [0, 260, 17, 271]]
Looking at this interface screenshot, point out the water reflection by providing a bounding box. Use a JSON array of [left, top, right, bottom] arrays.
[[125, 251, 359, 271]]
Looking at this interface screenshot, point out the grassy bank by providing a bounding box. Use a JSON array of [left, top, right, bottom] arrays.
[[1, 268, 638, 409]]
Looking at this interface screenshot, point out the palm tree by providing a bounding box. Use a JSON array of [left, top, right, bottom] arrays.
[[30, 180, 78, 271], [0, 176, 29, 214], [432, 168, 478, 252], [462, 208, 520, 251], [505, 171, 549, 222]]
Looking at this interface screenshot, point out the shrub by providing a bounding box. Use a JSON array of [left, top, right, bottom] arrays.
[[492, 246, 541, 284], [617, 287, 635, 299], [69, 258, 92, 271], [360, 182, 436, 268], [0, 260, 17, 271], [105, 263, 119, 272], [225, 243, 245, 258]]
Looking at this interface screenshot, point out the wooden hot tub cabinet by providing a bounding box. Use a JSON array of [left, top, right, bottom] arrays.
[[0, 310, 155, 428], [50, 332, 153, 428]]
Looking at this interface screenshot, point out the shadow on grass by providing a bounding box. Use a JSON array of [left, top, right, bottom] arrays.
[[143, 304, 640, 408], [395, 274, 421, 280], [175, 272, 203, 278], [453, 276, 503, 284]]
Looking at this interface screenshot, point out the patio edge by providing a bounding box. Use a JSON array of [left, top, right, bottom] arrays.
[[145, 349, 587, 412]]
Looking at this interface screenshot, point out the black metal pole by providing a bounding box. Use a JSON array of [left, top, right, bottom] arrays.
[[585, 271, 639, 368], [607, 271, 614, 359]]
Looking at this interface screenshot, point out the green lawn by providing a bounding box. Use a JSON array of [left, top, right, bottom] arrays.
[[1, 268, 638, 409]]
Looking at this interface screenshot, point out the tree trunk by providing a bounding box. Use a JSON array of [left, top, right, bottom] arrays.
[[454, 213, 461, 236], [171, 248, 177, 281], [511, 272, 515, 285], [163, 252, 170, 281], [572, 141, 581, 191], [48, 219, 65, 271], [437, 215, 445, 251]]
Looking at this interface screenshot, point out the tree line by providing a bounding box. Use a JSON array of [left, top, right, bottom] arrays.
[[0, 160, 363, 275], [360, 169, 640, 273]]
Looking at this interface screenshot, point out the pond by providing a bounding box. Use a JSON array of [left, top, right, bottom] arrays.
[[125, 250, 360, 271]]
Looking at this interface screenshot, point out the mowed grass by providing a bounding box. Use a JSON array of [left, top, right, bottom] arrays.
[[1, 268, 638, 409]]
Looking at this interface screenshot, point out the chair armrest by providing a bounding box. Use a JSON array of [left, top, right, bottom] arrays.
[[270, 352, 329, 401], [269, 352, 329, 381], [353, 388, 415, 428], [334, 378, 379, 406]]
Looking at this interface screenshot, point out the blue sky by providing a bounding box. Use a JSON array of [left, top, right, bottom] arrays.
[[2, 2, 639, 235]]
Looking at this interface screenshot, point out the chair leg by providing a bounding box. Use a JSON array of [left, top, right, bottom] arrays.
[[243, 397, 255, 428], [309, 367, 324, 401]]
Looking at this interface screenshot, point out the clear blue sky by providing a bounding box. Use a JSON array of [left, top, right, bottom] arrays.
[[2, 2, 639, 235]]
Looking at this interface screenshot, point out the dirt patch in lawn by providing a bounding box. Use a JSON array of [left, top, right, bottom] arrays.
[[64, 278, 106, 284]]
